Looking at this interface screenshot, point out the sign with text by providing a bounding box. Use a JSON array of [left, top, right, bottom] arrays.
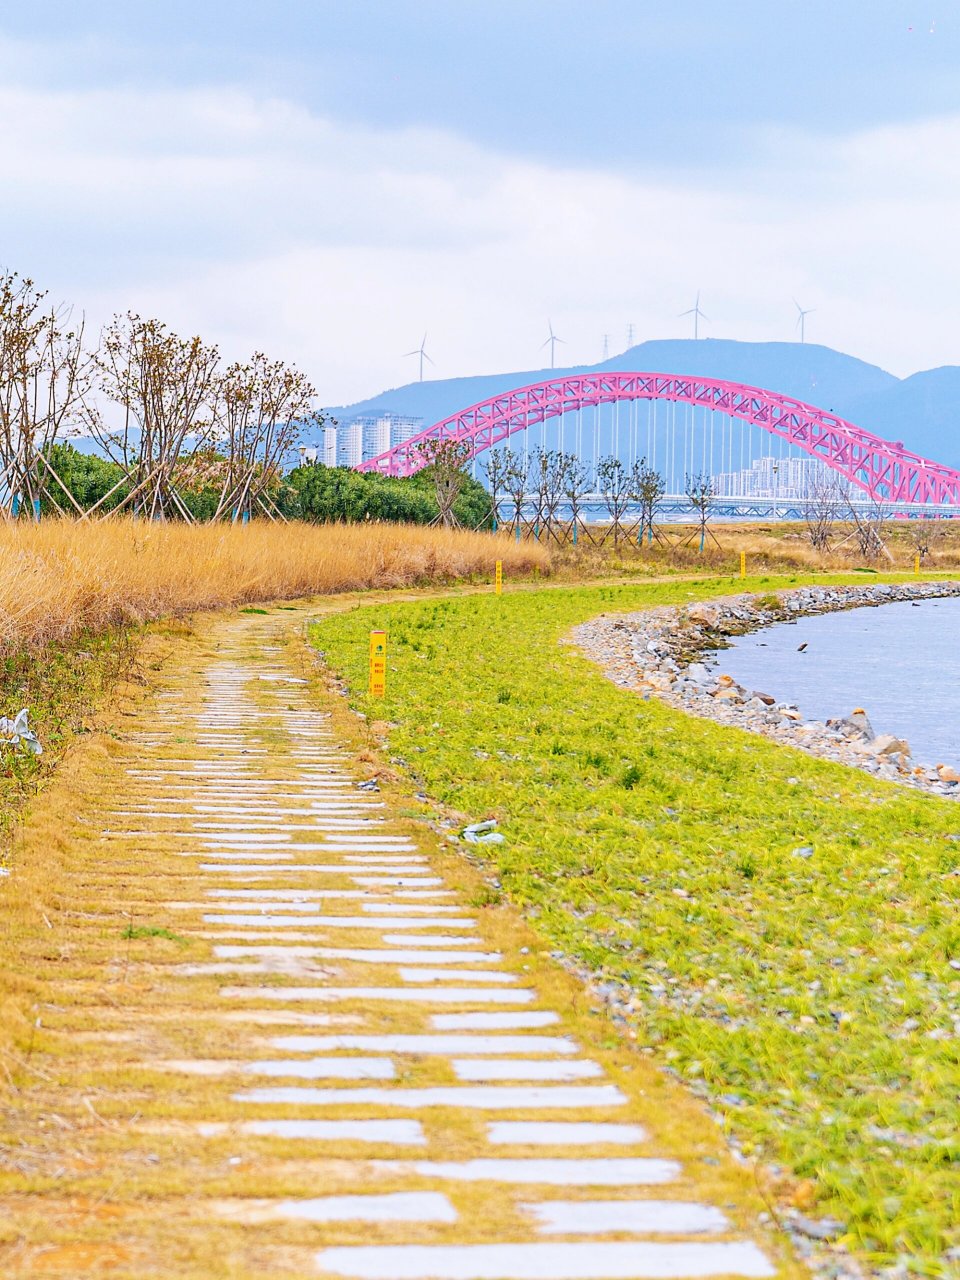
[[369, 630, 387, 697]]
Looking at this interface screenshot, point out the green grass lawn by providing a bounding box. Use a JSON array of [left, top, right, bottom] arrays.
[[311, 575, 960, 1272]]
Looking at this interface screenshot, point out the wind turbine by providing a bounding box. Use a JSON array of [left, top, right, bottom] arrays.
[[404, 334, 434, 382], [680, 291, 708, 339], [602, 333, 610, 360], [541, 320, 565, 369], [793, 299, 815, 344]]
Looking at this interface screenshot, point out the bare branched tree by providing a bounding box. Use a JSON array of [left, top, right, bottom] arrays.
[[0, 272, 89, 519], [907, 517, 947, 564], [212, 354, 324, 522], [483, 449, 511, 531], [684, 471, 717, 553], [805, 475, 843, 552], [414, 437, 471, 527], [596, 456, 634, 545], [845, 494, 891, 562], [502, 448, 530, 538], [633, 461, 665, 546], [561, 452, 591, 545], [84, 314, 221, 520], [527, 448, 569, 543], [527, 448, 551, 539]]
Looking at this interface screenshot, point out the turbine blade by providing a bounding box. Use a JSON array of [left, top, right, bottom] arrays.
[[423, 352, 435, 365]]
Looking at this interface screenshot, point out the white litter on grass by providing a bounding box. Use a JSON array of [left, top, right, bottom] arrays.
[[462, 820, 504, 845], [0, 709, 41, 756]]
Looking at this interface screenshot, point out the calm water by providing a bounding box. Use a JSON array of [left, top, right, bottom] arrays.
[[709, 596, 960, 768]]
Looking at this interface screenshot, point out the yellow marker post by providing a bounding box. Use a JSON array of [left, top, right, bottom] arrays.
[[369, 630, 387, 697], [915, 553, 921, 576], [740, 550, 746, 579], [495, 560, 503, 594]]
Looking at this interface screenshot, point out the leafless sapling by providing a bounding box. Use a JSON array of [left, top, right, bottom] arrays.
[[212, 354, 324, 522], [0, 272, 90, 518], [502, 448, 530, 537], [561, 452, 591, 545], [804, 475, 843, 552], [683, 471, 718, 553], [596, 456, 633, 545], [84, 314, 221, 520], [483, 448, 511, 531], [633, 461, 665, 546]]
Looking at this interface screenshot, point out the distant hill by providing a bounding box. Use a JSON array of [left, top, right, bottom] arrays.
[[326, 338, 960, 468], [843, 366, 960, 465]]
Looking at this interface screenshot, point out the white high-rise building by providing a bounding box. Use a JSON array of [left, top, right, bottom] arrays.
[[388, 415, 422, 448], [322, 426, 337, 467], [336, 420, 363, 468], [329, 412, 426, 468], [712, 454, 847, 499], [363, 416, 391, 460]]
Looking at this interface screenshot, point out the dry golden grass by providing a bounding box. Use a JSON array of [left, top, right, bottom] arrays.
[[0, 520, 548, 653]]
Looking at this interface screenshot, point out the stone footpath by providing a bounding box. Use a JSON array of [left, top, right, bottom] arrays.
[[0, 611, 794, 1278], [574, 581, 960, 799]]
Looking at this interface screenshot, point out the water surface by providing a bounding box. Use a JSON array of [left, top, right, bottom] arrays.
[[709, 595, 960, 768]]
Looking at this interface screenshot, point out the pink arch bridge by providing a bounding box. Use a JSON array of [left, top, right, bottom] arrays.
[[358, 372, 960, 505]]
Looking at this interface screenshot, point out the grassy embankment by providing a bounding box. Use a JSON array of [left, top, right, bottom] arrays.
[[312, 575, 960, 1273]]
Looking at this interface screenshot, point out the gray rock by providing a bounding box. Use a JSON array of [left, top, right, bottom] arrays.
[[791, 1214, 846, 1242], [686, 603, 721, 627], [792, 846, 814, 859], [828, 709, 875, 739], [868, 733, 911, 759]]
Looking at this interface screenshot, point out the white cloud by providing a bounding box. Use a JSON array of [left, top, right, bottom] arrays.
[[1, 72, 959, 403]]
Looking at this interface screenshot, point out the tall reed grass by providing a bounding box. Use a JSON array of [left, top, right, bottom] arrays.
[[0, 520, 548, 653]]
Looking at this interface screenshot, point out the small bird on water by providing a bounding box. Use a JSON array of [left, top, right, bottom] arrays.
[[797, 642, 808, 652]]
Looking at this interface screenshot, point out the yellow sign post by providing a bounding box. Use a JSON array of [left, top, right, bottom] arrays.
[[369, 630, 387, 697], [915, 553, 921, 576], [740, 550, 746, 579], [495, 560, 502, 594]]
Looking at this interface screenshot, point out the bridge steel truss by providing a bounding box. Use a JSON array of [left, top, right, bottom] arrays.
[[357, 371, 960, 506]]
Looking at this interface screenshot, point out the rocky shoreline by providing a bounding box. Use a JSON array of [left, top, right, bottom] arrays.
[[573, 580, 960, 799]]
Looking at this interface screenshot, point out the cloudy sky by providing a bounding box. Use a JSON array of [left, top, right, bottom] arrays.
[[2, 1, 959, 402]]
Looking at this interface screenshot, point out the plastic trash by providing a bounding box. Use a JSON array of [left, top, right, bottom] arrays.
[[0, 709, 41, 756], [462, 819, 505, 845], [357, 778, 380, 792]]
